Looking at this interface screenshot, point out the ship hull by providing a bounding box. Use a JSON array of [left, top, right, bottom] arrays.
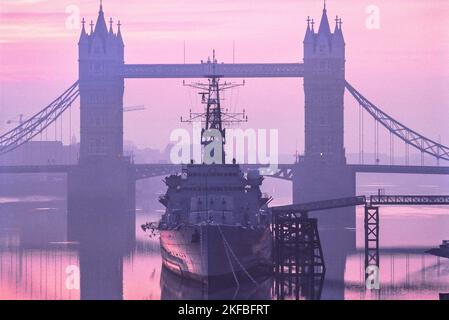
[[160, 224, 272, 285]]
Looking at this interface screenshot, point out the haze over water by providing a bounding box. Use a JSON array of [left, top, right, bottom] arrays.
[[0, 176, 448, 300]]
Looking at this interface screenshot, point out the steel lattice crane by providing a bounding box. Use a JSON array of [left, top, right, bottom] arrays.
[[6, 114, 25, 125]]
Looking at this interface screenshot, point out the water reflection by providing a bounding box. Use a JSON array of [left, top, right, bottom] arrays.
[[274, 273, 325, 300], [78, 229, 127, 300], [319, 228, 354, 300], [73, 197, 137, 300], [160, 267, 272, 300], [0, 198, 448, 300]]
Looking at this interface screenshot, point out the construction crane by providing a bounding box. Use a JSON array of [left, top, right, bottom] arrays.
[[6, 114, 25, 125], [5, 105, 143, 126]]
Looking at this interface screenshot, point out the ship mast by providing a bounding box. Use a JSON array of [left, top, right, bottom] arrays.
[[182, 51, 247, 164]]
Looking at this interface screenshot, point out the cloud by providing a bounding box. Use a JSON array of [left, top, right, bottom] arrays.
[[1, 0, 49, 4], [0, 11, 65, 22], [0, 10, 74, 43]]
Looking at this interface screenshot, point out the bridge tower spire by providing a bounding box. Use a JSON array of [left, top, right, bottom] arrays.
[[318, 1, 331, 35]]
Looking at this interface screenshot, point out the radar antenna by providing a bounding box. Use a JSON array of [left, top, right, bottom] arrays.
[[181, 53, 247, 164]]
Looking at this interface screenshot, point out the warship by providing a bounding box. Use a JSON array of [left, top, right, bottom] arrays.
[[145, 65, 273, 285], [426, 240, 449, 300]]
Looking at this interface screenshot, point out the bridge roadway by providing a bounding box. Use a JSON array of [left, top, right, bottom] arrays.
[[348, 164, 449, 175], [0, 164, 74, 174], [1, 163, 449, 180], [121, 63, 305, 79]]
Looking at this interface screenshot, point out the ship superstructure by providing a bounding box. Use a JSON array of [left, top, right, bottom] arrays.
[[149, 54, 273, 284]]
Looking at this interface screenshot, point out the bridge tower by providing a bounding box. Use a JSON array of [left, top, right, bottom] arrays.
[[303, 6, 345, 165], [294, 4, 356, 297], [78, 3, 124, 162], [68, 4, 135, 242]]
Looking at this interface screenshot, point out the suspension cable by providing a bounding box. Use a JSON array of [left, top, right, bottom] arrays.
[[0, 81, 79, 155], [346, 81, 449, 163]]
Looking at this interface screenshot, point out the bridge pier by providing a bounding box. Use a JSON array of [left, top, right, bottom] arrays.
[[67, 159, 136, 244], [293, 164, 356, 229], [293, 163, 356, 298]]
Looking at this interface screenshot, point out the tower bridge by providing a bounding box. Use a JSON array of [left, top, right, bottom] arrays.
[[0, 3, 448, 246]]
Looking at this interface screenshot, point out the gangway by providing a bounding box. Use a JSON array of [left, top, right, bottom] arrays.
[[271, 194, 449, 282]]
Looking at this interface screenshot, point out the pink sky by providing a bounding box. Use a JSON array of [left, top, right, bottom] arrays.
[[0, 0, 448, 160]]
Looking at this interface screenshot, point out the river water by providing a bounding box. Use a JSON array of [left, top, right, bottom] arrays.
[[0, 175, 448, 300]]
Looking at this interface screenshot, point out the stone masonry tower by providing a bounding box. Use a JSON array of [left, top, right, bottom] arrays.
[[294, 4, 355, 217], [303, 4, 346, 165], [294, 4, 355, 298], [78, 3, 124, 163], [68, 4, 135, 243]]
